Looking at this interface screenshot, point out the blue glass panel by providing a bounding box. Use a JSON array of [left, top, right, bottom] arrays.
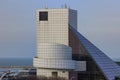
[[70, 26, 120, 80]]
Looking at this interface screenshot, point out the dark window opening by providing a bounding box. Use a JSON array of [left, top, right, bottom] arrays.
[[62, 71, 65, 73], [52, 72, 58, 77], [39, 12, 48, 21]]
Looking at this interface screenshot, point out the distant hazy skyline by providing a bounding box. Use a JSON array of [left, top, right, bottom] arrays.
[[0, 0, 120, 59]]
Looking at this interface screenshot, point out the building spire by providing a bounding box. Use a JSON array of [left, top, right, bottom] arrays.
[[61, 4, 63, 8], [64, 4, 67, 8], [45, 4, 48, 9]]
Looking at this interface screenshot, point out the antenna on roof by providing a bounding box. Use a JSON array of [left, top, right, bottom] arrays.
[[64, 4, 67, 8], [68, 6, 70, 9], [61, 4, 63, 8], [45, 4, 48, 9]]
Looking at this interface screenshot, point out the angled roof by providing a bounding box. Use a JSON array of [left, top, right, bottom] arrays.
[[70, 26, 120, 80]]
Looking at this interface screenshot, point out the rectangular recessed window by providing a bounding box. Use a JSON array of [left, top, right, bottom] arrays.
[[39, 12, 48, 21], [52, 72, 58, 77]]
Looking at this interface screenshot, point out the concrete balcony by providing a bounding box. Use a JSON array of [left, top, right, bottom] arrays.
[[33, 58, 75, 70]]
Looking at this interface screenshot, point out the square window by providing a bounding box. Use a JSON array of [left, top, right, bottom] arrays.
[[39, 12, 48, 21]]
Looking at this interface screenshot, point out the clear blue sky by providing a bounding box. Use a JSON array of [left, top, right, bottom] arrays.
[[0, 0, 120, 59]]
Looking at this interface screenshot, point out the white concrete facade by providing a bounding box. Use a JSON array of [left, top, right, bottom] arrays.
[[37, 69, 69, 79], [37, 43, 72, 59], [33, 8, 86, 79], [37, 9, 69, 45]]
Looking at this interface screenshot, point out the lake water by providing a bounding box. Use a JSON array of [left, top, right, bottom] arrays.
[[0, 58, 33, 66], [0, 58, 33, 72]]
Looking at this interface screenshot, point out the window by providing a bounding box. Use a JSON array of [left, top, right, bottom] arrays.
[[52, 72, 58, 77], [39, 12, 48, 21]]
